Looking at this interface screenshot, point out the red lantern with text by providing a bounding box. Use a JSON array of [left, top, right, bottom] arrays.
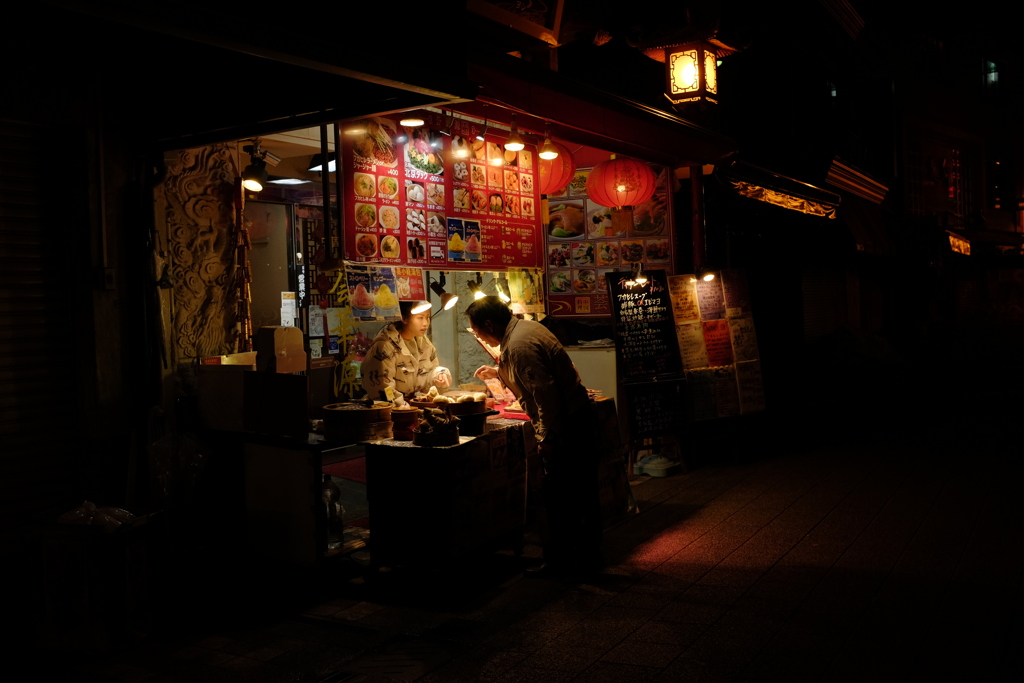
[[538, 142, 575, 196], [586, 155, 657, 208]]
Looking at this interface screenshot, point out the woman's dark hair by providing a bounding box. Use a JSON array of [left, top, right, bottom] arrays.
[[465, 296, 512, 329], [399, 300, 415, 321]]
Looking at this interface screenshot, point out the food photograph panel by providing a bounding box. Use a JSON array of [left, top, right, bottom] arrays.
[[544, 163, 673, 316], [344, 111, 543, 269]]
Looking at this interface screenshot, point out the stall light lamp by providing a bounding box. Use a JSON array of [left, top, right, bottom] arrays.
[[623, 262, 648, 288], [410, 300, 432, 314], [476, 121, 488, 142], [538, 126, 559, 160], [429, 274, 458, 311], [504, 115, 525, 152], [495, 277, 511, 303], [468, 275, 486, 300], [400, 116, 425, 127], [691, 267, 716, 283], [241, 149, 268, 192]]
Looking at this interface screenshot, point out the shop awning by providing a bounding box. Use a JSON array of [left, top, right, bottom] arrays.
[[461, 54, 737, 168], [946, 229, 1024, 257], [718, 162, 841, 218]]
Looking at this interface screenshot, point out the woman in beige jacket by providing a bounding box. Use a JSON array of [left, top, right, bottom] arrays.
[[360, 300, 451, 404]]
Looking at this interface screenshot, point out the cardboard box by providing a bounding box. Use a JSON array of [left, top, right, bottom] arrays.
[[255, 326, 306, 373]]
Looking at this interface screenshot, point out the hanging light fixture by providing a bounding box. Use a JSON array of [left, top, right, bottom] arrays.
[[538, 126, 559, 161], [665, 40, 719, 107], [586, 155, 657, 208], [241, 140, 269, 192], [409, 300, 432, 314], [400, 115, 425, 127], [503, 114, 525, 152], [429, 273, 458, 311], [468, 273, 486, 300]]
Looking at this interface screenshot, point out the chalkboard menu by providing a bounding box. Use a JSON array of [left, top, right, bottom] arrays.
[[606, 269, 683, 384], [627, 380, 686, 438]]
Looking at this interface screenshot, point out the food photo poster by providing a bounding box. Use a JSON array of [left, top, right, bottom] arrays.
[[342, 112, 543, 271], [545, 166, 673, 317]]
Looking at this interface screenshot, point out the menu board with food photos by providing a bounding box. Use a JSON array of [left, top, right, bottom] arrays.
[[545, 166, 673, 317], [342, 111, 543, 270]]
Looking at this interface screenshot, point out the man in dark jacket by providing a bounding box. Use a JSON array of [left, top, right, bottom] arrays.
[[468, 296, 602, 577]]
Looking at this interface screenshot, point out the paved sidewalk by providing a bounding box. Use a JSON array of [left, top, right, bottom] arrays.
[[40, 391, 1022, 683]]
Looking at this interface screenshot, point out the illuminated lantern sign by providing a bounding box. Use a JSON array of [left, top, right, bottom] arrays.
[[665, 41, 719, 106]]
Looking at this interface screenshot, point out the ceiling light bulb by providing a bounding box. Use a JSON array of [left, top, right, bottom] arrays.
[[307, 154, 337, 173], [504, 115, 525, 152], [539, 135, 559, 160], [504, 132, 525, 152]]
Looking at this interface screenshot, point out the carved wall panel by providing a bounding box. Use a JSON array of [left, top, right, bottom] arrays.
[[153, 145, 240, 372]]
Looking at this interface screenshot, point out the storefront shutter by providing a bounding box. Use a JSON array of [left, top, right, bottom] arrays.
[[0, 119, 81, 552], [802, 267, 849, 343]]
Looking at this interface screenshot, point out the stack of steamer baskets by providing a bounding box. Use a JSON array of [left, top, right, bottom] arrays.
[[322, 400, 393, 443], [409, 391, 494, 437], [390, 406, 421, 441]]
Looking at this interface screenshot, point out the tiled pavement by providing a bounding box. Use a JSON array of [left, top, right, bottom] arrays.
[[34, 365, 1024, 682]]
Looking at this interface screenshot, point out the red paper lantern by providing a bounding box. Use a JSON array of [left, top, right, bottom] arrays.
[[586, 156, 657, 208], [537, 142, 575, 196]]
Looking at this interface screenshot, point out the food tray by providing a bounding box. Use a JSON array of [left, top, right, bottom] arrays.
[[409, 399, 487, 415]]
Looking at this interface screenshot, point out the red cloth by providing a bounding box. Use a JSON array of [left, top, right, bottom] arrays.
[[322, 457, 366, 483]]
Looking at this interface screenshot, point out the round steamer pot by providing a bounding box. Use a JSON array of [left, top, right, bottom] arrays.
[[390, 407, 422, 440]]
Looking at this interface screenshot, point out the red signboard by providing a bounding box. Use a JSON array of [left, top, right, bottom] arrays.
[[342, 111, 543, 270]]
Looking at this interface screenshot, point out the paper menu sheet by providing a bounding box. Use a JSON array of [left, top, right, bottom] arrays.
[[484, 378, 516, 403]]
